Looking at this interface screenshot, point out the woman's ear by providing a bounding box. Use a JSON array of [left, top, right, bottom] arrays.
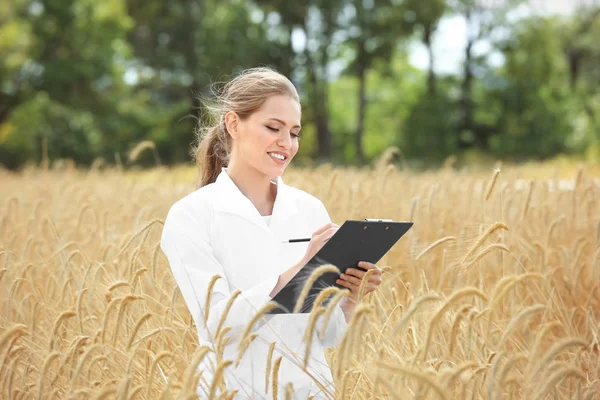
[[224, 111, 240, 140]]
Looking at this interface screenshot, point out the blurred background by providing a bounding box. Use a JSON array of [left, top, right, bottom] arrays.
[[0, 0, 599, 170]]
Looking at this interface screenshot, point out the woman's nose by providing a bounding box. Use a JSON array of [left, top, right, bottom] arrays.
[[277, 131, 292, 149]]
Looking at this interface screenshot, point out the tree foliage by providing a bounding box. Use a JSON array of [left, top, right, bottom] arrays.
[[1, 0, 598, 169]]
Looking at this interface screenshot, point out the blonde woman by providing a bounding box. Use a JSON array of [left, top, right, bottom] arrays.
[[160, 67, 383, 399]]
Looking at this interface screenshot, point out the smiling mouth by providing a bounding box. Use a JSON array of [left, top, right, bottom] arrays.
[[268, 152, 288, 161]]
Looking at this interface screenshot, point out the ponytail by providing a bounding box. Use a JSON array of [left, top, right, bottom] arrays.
[[193, 115, 231, 189]]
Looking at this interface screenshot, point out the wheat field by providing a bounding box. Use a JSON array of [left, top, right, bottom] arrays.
[[1, 156, 599, 399]]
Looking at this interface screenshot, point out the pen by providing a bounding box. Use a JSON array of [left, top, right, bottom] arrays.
[[281, 238, 311, 243]]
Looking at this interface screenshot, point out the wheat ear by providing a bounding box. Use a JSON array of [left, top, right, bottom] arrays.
[[265, 342, 276, 394], [284, 382, 294, 400], [126, 313, 152, 350], [320, 289, 350, 338], [294, 264, 341, 313], [236, 301, 279, 363], [523, 180, 534, 217], [113, 295, 142, 347], [49, 310, 76, 351], [447, 305, 473, 357], [215, 289, 242, 338], [463, 244, 510, 269], [416, 236, 457, 260], [272, 356, 283, 400], [494, 354, 527, 400], [422, 288, 487, 361], [377, 361, 448, 400], [533, 365, 586, 399], [209, 360, 233, 399], [485, 168, 501, 200], [204, 274, 223, 326], [311, 286, 339, 312], [235, 333, 259, 367], [498, 304, 545, 348], [37, 351, 61, 399], [182, 346, 211, 395], [216, 326, 232, 360], [391, 294, 442, 336], [528, 337, 588, 380], [460, 222, 509, 264]]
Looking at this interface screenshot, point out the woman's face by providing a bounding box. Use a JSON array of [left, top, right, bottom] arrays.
[[229, 94, 301, 178]]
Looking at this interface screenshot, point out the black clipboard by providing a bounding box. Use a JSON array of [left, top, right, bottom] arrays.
[[267, 219, 413, 314]]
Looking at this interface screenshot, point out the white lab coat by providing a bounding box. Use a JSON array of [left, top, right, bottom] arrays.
[[160, 167, 349, 399]]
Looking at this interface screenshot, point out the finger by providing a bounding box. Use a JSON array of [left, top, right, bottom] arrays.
[[336, 278, 355, 290], [368, 276, 382, 285], [317, 227, 339, 243], [340, 273, 361, 287], [346, 267, 382, 280], [344, 268, 365, 279], [361, 284, 377, 294], [313, 222, 339, 236], [358, 261, 380, 271]]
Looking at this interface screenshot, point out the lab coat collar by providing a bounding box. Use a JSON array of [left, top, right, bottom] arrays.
[[213, 167, 299, 231]]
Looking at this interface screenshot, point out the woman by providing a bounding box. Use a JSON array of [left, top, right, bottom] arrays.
[[160, 67, 383, 399]]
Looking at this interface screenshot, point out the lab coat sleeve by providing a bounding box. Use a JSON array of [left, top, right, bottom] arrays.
[[311, 199, 350, 348], [160, 203, 279, 347]]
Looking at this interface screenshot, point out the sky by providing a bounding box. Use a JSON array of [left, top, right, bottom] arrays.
[[408, 0, 580, 75]]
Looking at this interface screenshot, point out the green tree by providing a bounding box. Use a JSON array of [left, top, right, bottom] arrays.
[[491, 17, 574, 158], [342, 0, 406, 164], [449, 0, 521, 151], [0, 0, 133, 168], [400, 0, 446, 96], [561, 5, 600, 148]]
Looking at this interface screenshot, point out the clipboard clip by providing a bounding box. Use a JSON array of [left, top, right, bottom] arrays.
[[365, 218, 392, 222]]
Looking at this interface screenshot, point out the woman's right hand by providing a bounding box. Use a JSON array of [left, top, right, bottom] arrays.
[[271, 222, 340, 298], [299, 222, 340, 268]]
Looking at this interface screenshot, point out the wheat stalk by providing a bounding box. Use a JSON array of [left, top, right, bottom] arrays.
[[303, 307, 326, 368]]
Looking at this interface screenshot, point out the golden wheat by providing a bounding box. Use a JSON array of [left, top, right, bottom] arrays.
[[1, 161, 598, 398]]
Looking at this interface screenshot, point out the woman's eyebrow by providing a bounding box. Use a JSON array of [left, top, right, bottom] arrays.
[[267, 118, 301, 129]]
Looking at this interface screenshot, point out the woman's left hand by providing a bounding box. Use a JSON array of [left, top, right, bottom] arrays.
[[336, 261, 383, 304]]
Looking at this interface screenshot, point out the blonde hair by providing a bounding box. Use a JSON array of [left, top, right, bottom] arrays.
[[193, 67, 300, 188]]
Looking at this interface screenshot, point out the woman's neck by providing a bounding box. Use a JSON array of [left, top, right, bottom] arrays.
[[226, 160, 277, 216]]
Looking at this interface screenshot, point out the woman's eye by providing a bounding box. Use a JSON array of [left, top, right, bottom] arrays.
[[266, 126, 278, 132], [292, 133, 301, 140]]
